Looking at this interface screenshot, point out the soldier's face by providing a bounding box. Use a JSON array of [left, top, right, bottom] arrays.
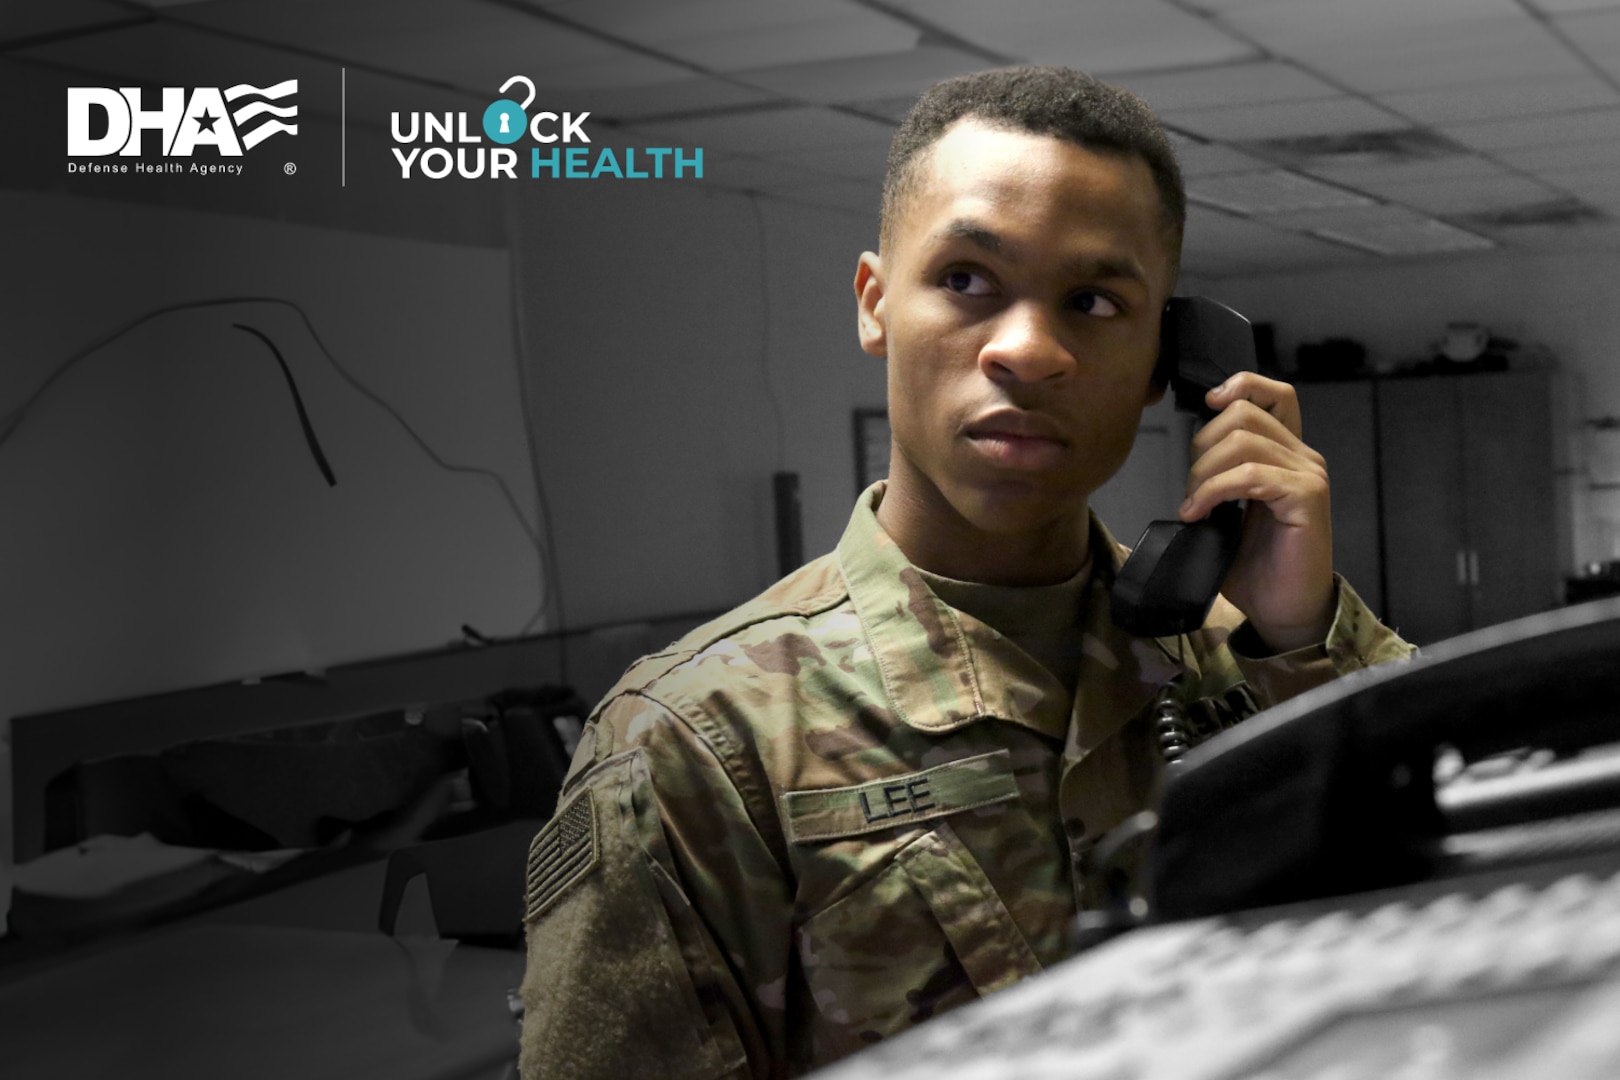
[[856, 119, 1175, 537]]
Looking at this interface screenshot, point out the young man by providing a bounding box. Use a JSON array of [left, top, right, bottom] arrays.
[[518, 67, 1411, 1080]]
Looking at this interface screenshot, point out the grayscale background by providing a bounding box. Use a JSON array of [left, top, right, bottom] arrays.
[[3, 3, 1619, 1070]]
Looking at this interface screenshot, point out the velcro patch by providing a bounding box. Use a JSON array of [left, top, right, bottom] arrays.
[[782, 749, 1019, 843], [524, 790, 599, 922]]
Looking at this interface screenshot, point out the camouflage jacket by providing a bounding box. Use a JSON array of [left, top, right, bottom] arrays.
[[518, 485, 1414, 1079]]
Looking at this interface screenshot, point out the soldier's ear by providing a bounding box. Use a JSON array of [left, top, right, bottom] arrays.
[[854, 252, 886, 359]]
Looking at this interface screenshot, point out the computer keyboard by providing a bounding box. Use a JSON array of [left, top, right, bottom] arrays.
[[814, 852, 1620, 1080]]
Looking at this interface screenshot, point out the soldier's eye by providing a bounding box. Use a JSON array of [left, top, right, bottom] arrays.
[[943, 270, 995, 296], [1071, 290, 1120, 317]]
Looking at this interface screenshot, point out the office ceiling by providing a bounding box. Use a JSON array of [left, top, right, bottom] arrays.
[[8, 0, 1620, 277]]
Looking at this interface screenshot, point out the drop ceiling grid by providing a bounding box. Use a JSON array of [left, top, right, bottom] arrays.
[[567, 77, 776, 123], [727, 42, 988, 105], [0, 0, 134, 49], [523, 0, 922, 73], [17, 20, 348, 113], [1526, 1, 1620, 14], [1539, 7, 1620, 77], [881, 0, 1256, 74], [1161, 95, 1411, 140], [1376, 74, 1620, 126], [1113, 59, 1342, 112], [1159, 0, 1620, 263], [171, 0, 690, 92], [623, 106, 894, 157], [1369, 173, 1564, 215]]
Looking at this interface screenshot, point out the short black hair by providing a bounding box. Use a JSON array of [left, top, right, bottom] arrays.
[[880, 66, 1185, 253]]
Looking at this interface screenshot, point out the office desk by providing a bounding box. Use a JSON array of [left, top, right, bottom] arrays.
[[2, 861, 526, 1079]]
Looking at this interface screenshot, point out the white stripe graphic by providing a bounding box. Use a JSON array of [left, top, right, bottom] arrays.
[[230, 101, 298, 124], [224, 79, 298, 102], [240, 119, 298, 150]]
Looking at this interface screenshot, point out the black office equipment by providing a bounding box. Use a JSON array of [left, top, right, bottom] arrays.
[[814, 598, 1620, 1080], [1111, 297, 1257, 638]]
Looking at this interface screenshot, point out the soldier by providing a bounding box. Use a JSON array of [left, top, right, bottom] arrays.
[[518, 66, 1412, 1079]]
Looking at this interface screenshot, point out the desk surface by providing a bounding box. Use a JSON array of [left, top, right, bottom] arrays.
[[1, 920, 524, 1080]]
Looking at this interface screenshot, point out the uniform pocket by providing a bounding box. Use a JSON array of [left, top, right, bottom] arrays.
[[796, 823, 1040, 1060], [892, 822, 1043, 995]]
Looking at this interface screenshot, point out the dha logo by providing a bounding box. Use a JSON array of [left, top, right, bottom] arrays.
[[67, 80, 299, 156]]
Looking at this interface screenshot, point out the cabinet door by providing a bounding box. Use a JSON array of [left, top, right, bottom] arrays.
[[1295, 381, 1384, 615], [1460, 370, 1557, 629], [1377, 378, 1471, 645]]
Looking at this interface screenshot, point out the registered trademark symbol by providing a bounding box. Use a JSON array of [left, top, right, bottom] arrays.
[[284, 162, 296, 175]]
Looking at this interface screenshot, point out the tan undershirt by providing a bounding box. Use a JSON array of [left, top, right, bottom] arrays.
[[917, 553, 1094, 697]]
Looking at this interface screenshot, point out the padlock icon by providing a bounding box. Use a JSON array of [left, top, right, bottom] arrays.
[[483, 76, 535, 145]]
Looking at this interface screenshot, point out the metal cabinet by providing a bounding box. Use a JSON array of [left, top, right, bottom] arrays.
[[1299, 370, 1557, 647]]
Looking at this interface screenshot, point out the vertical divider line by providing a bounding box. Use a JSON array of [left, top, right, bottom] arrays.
[[341, 67, 346, 188]]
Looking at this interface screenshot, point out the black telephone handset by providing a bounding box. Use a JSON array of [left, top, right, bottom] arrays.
[[1109, 296, 1259, 638]]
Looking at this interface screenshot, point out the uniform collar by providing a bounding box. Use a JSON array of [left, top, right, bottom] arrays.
[[836, 483, 1184, 746]]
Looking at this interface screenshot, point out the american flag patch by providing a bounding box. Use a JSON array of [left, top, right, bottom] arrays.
[[525, 791, 599, 922]]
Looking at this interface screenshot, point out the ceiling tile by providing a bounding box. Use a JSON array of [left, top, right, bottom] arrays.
[[1210, 1, 1526, 51], [1313, 218, 1496, 256], [1163, 96, 1409, 141], [1555, 9, 1620, 72], [844, 95, 922, 125], [1188, 169, 1371, 215], [1375, 172, 1561, 214], [1, 0, 138, 47], [1180, 205, 1379, 273], [703, 153, 845, 193], [563, 77, 776, 123], [1378, 75, 1620, 125], [1461, 220, 1620, 252], [1493, 139, 1620, 171], [342, 67, 490, 134], [732, 43, 984, 105], [169, 0, 689, 93], [626, 105, 894, 157], [776, 176, 880, 215], [526, 0, 919, 72], [884, 0, 1256, 73], [1213, 2, 1586, 93], [1444, 107, 1620, 151], [1528, 0, 1620, 12], [1540, 166, 1620, 207], [1302, 154, 1500, 193], [1167, 135, 1273, 178], [771, 143, 887, 183], [19, 20, 345, 114], [1113, 61, 1340, 113], [1263, 201, 1449, 232]]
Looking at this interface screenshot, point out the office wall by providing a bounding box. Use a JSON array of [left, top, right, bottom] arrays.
[[1186, 248, 1620, 572], [513, 182, 886, 628], [0, 191, 543, 726], [0, 192, 545, 919]]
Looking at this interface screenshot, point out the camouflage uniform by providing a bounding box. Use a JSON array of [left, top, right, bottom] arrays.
[[518, 484, 1413, 1079]]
